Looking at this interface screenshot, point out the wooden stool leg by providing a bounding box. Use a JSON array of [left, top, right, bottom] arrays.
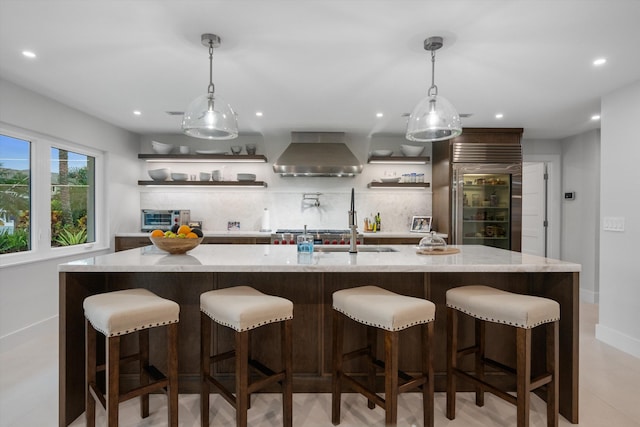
[[281, 319, 293, 427], [547, 321, 559, 427], [139, 329, 149, 419], [167, 323, 179, 427], [366, 325, 377, 410], [516, 327, 532, 427], [423, 322, 434, 427], [384, 330, 399, 427], [200, 312, 211, 427], [85, 320, 97, 427], [331, 310, 344, 425], [446, 307, 458, 420], [235, 330, 250, 427], [475, 318, 485, 407], [106, 335, 120, 427]]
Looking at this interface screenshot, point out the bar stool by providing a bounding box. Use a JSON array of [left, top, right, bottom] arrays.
[[83, 288, 180, 427], [200, 286, 293, 427], [446, 285, 560, 427], [332, 285, 436, 427]]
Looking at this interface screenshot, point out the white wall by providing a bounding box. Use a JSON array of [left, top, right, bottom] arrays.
[[596, 79, 640, 357], [0, 79, 140, 345], [560, 130, 601, 303]]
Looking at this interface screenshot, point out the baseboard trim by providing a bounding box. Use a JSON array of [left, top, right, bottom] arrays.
[[0, 315, 58, 353], [595, 323, 640, 359]]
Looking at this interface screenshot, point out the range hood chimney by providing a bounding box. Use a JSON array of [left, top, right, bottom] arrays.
[[273, 132, 363, 177]]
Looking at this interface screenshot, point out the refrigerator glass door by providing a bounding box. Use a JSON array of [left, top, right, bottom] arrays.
[[456, 171, 513, 250]]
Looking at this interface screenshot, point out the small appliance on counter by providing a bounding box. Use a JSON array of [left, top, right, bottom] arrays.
[[141, 209, 191, 232]]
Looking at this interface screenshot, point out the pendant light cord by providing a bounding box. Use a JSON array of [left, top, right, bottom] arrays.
[[207, 41, 215, 96], [428, 50, 438, 97]]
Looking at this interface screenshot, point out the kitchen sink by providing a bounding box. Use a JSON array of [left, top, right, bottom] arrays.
[[313, 245, 398, 253]]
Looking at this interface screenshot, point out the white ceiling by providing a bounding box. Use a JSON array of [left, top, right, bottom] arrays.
[[1, 0, 639, 141]]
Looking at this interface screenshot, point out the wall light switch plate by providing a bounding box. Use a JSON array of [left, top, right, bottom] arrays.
[[603, 217, 625, 232]]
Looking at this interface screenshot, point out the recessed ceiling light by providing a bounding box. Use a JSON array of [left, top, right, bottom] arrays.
[[255, 111, 263, 117], [22, 50, 36, 58], [376, 112, 384, 118], [593, 58, 606, 66], [133, 110, 142, 116], [591, 114, 601, 121], [495, 113, 504, 119]]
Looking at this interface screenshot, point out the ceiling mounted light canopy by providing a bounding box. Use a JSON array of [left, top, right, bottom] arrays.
[[405, 36, 462, 142], [182, 33, 238, 140]]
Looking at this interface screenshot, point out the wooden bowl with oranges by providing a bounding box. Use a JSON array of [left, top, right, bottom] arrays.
[[149, 225, 203, 254]]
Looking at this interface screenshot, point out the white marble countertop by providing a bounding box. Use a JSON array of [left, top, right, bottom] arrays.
[[115, 231, 446, 239], [59, 244, 580, 273]]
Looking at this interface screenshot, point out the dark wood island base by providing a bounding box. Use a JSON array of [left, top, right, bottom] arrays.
[[60, 268, 579, 426]]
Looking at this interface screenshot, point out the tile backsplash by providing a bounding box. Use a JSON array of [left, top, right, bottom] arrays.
[[140, 189, 431, 232]]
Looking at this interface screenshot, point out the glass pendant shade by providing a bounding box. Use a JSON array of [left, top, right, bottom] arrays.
[[182, 93, 238, 140], [406, 94, 462, 142]]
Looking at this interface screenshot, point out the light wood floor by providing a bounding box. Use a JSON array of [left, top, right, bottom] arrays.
[[1, 303, 639, 426]]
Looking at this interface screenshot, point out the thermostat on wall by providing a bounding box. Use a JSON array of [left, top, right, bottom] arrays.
[[564, 192, 576, 200]]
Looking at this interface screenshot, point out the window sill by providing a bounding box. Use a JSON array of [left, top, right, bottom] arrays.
[[0, 243, 110, 269]]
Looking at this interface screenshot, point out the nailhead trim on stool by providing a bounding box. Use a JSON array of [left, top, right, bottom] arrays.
[[446, 285, 559, 427], [200, 286, 293, 427], [84, 288, 180, 427], [332, 285, 436, 427]]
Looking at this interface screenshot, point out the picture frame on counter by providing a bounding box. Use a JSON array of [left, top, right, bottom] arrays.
[[410, 216, 431, 233]]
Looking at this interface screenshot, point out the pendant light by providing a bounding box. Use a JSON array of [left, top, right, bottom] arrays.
[[182, 33, 238, 140], [406, 36, 462, 142]]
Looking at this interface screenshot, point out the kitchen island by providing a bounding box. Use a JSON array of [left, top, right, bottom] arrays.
[[59, 245, 580, 425]]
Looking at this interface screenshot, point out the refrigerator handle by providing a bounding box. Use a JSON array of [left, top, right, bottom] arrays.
[[451, 169, 458, 244]]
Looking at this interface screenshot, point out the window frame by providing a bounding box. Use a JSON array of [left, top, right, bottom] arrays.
[[0, 125, 107, 267]]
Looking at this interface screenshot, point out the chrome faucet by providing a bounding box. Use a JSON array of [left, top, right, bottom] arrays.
[[349, 188, 358, 254]]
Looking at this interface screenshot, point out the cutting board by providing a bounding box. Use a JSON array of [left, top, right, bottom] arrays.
[[416, 247, 460, 256]]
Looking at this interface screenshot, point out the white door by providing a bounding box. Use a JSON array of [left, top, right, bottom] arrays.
[[522, 162, 547, 256]]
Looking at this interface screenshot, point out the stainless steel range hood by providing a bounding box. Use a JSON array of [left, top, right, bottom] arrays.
[[273, 132, 363, 177]]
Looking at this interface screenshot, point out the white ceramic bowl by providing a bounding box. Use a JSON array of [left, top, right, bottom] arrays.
[[151, 140, 174, 154], [237, 173, 256, 182], [400, 144, 425, 157], [171, 173, 189, 181], [148, 168, 171, 181], [371, 150, 393, 157], [380, 176, 401, 183]]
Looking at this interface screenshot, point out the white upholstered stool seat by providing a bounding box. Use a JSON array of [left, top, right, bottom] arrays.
[[83, 288, 179, 427], [84, 288, 179, 336], [200, 286, 293, 427], [200, 285, 293, 332], [333, 285, 436, 331], [446, 285, 560, 427], [332, 286, 436, 427], [446, 285, 559, 329]]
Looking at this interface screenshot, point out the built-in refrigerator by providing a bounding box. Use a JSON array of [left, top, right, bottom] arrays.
[[431, 128, 523, 252], [452, 163, 521, 250]]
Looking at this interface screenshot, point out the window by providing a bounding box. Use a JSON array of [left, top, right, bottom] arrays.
[[0, 135, 31, 254], [50, 148, 95, 247], [0, 128, 105, 265]]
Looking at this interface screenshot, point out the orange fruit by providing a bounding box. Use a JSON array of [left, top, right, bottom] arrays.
[[150, 229, 165, 237], [186, 232, 198, 239], [177, 225, 191, 235]]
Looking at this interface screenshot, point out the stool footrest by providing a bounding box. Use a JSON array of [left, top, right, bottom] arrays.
[[343, 347, 371, 362], [204, 373, 237, 407], [454, 367, 517, 405], [210, 349, 235, 364], [457, 345, 479, 358], [341, 374, 385, 408], [120, 378, 170, 403], [96, 352, 141, 372], [371, 358, 416, 384], [248, 371, 286, 394], [88, 382, 106, 409]]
